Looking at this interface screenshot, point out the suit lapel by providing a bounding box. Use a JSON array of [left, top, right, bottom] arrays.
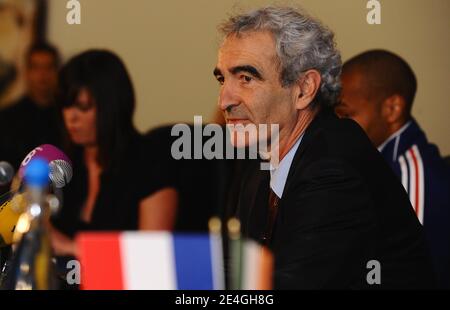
[[282, 109, 335, 201], [237, 162, 270, 240]]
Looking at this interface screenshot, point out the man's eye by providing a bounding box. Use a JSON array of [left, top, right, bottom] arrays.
[[241, 75, 252, 83], [216, 76, 224, 85]]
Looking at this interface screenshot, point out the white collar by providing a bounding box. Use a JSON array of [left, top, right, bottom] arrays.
[[270, 135, 303, 198], [377, 121, 411, 152]]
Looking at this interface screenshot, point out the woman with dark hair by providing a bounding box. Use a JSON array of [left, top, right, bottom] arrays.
[[50, 50, 177, 255]]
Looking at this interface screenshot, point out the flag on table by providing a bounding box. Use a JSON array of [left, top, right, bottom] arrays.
[[76, 232, 224, 290]]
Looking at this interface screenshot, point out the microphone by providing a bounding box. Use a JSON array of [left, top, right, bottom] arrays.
[[0, 193, 23, 247], [0, 161, 14, 186], [0, 145, 72, 247], [18, 144, 73, 189]]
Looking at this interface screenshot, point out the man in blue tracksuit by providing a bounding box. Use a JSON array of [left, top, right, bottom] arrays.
[[337, 49, 450, 288]]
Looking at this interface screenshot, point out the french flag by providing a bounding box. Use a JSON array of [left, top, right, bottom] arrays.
[[76, 232, 224, 290]]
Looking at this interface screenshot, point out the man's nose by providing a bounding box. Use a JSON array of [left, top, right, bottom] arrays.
[[218, 81, 240, 112]]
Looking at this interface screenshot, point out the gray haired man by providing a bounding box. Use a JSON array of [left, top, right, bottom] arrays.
[[214, 6, 435, 289]]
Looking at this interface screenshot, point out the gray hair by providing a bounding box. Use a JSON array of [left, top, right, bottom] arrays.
[[219, 6, 342, 108]]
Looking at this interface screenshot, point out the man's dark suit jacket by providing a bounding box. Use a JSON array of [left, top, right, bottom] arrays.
[[236, 109, 435, 289]]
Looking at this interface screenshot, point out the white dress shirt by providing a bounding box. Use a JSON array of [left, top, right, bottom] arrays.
[[270, 135, 304, 199]]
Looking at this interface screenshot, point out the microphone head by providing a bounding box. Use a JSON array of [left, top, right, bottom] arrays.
[[0, 161, 14, 186], [19, 144, 73, 188], [49, 159, 73, 188]]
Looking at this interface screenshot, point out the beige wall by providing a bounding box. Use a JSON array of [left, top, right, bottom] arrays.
[[48, 0, 450, 155]]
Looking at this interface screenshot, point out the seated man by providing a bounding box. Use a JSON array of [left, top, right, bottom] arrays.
[[336, 49, 450, 288], [214, 6, 435, 289], [0, 42, 61, 172]]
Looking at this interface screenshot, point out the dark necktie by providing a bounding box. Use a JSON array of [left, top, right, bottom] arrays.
[[262, 188, 280, 245]]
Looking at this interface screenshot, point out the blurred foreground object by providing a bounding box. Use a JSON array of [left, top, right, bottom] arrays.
[[76, 229, 273, 290], [2, 158, 60, 290]]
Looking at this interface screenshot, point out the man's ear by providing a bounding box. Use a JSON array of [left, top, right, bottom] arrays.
[[295, 69, 322, 110], [382, 94, 406, 124]]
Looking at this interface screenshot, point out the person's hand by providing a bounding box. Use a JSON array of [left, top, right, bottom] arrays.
[[49, 225, 78, 257]]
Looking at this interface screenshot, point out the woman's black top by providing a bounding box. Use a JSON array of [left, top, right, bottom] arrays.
[[51, 133, 171, 238]]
